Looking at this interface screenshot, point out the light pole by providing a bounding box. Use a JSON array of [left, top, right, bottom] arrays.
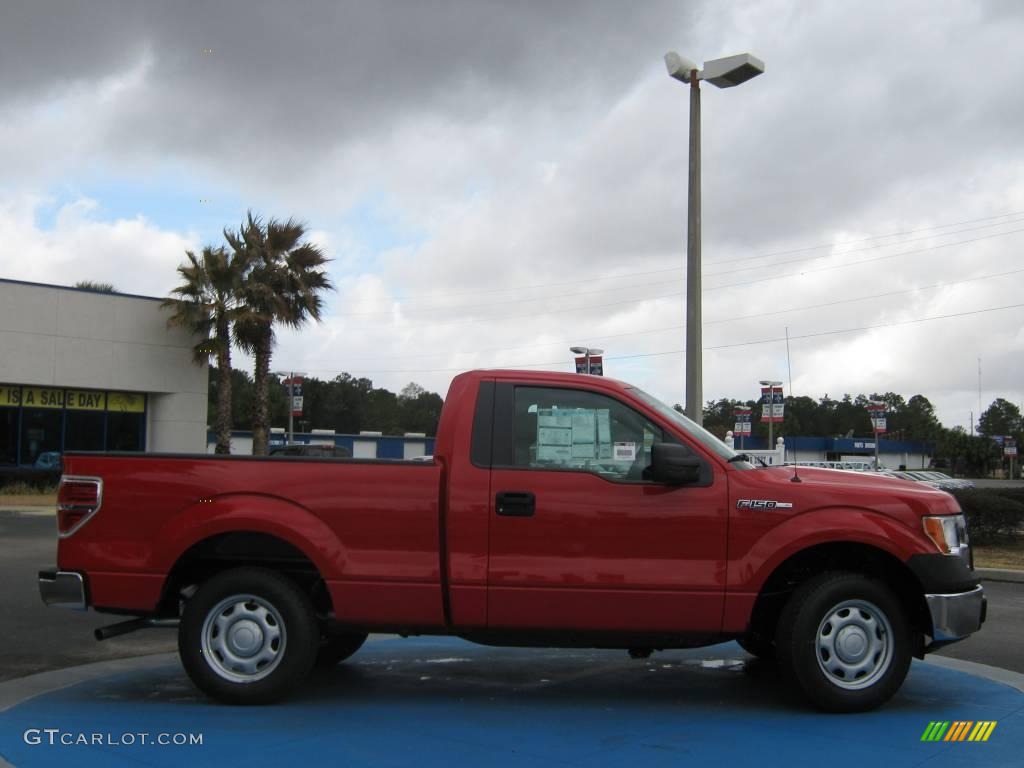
[[570, 346, 604, 375], [868, 400, 886, 469], [666, 51, 764, 425], [760, 379, 782, 448], [273, 371, 307, 445]]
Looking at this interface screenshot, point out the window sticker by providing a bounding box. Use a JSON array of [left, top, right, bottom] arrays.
[[536, 407, 613, 467], [613, 442, 637, 462]]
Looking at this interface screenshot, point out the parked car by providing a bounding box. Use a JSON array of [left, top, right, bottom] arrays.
[[894, 471, 968, 491], [268, 444, 351, 458], [40, 369, 984, 712], [33, 451, 63, 471], [916, 471, 975, 490], [786, 460, 874, 472]]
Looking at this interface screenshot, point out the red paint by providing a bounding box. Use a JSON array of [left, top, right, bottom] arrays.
[[53, 369, 964, 642]]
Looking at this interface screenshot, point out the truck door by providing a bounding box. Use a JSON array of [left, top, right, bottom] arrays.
[[486, 383, 728, 633]]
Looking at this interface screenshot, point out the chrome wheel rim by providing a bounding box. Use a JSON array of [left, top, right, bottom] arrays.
[[815, 598, 893, 690], [200, 594, 286, 683]]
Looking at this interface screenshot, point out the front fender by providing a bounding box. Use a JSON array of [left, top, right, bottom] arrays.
[[152, 493, 345, 580], [729, 506, 933, 594]]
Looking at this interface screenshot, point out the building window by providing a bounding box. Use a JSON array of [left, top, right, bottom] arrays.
[[20, 409, 63, 466], [0, 409, 16, 465], [106, 412, 144, 451], [0, 385, 147, 461], [105, 392, 145, 451], [65, 410, 106, 452]]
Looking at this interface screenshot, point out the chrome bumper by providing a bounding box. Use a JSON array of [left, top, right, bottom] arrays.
[[39, 569, 87, 610], [926, 584, 985, 646]]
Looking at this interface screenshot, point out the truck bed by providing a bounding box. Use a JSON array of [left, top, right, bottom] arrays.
[[58, 453, 445, 627]]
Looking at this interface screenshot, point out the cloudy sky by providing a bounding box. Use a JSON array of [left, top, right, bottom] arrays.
[[2, 0, 1023, 431]]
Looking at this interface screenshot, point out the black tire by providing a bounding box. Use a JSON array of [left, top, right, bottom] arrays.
[[775, 572, 911, 713], [316, 632, 368, 667], [179, 567, 320, 704], [736, 633, 775, 660]]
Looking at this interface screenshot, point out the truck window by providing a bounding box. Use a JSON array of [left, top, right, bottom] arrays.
[[510, 386, 679, 482]]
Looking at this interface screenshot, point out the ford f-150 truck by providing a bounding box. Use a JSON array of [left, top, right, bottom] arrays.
[[39, 370, 985, 711]]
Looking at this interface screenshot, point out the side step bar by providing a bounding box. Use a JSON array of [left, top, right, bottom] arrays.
[[94, 617, 180, 641]]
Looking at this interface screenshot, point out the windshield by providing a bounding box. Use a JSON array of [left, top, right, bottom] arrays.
[[627, 386, 755, 468]]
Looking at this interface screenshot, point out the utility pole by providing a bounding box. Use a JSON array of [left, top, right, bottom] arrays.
[[273, 370, 306, 446], [978, 357, 982, 422], [288, 376, 295, 445]]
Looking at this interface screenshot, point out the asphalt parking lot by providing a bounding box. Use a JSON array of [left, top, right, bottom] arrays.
[[1, 637, 1021, 768]]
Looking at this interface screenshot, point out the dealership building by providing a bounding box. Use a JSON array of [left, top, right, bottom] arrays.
[[0, 278, 208, 467]]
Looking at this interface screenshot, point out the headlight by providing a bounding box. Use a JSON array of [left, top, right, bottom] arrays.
[[922, 514, 971, 563]]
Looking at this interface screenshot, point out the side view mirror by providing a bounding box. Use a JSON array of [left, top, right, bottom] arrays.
[[649, 443, 702, 485]]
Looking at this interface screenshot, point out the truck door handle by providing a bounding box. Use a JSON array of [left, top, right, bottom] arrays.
[[496, 491, 535, 517]]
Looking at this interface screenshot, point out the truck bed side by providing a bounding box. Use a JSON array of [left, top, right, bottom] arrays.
[[58, 454, 446, 628]]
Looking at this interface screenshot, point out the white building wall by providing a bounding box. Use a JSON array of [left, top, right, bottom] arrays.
[[149, 392, 209, 452], [0, 280, 208, 453]]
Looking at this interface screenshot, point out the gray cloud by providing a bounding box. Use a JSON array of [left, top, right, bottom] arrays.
[[2, 0, 1024, 431]]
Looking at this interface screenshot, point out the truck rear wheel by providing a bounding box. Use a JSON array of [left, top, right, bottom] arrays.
[[775, 572, 911, 713], [179, 567, 319, 704]]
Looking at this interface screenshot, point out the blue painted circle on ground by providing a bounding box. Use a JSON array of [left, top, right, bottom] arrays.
[[1, 638, 1021, 767]]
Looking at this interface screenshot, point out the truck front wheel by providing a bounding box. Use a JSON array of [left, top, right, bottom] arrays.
[[775, 572, 911, 713], [179, 567, 319, 704]]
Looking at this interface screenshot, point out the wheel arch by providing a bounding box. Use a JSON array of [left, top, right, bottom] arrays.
[[747, 541, 932, 652], [158, 530, 334, 616]]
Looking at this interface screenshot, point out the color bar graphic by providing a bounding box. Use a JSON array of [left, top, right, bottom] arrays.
[[921, 721, 996, 742]]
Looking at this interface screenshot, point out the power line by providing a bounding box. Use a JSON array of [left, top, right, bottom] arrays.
[[338, 217, 1024, 316], [705, 225, 1024, 293], [706, 266, 1024, 325], [340, 208, 1024, 307], [289, 301, 1024, 375], [705, 302, 1024, 350], [701, 216, 1024, 275], [334, 225, 1024, 325], [303, 265, 1024, 363], [704, 209, 1024, 266]]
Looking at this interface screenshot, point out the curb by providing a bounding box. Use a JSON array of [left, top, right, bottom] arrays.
[[976, 567, 1024, 584], [922, 654, 1024, 693], [0, 507, 55, 516]]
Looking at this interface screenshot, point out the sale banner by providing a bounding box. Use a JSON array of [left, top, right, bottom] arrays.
[[761, 387, 784, 423]]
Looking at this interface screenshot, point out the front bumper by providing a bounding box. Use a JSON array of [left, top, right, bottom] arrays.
[[39, 568, 87, 610], [925, 584, 986, 647]]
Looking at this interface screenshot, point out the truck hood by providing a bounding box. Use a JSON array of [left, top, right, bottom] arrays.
[[740, 465, 962, 522]]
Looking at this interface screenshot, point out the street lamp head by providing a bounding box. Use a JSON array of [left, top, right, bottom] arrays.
[[664, 51, 700, 83], [701, 53, 764, 89], [569, 346, 588, 354], [759, 379, 782, 386]]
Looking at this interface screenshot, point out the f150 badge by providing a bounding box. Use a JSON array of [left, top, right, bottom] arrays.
[[737, 499, 794, 510]]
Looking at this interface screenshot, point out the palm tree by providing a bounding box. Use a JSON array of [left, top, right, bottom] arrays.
[[74, 281, 118, 293], [228, 212, 333, 455], [162, 245, 251, 454]]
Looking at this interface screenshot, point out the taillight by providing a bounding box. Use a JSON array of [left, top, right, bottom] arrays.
[[57, 476, 103, 537]]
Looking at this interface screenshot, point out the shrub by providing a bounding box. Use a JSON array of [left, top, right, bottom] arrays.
[[0, 467, 61, 492], [951, 489, 1024, 544]]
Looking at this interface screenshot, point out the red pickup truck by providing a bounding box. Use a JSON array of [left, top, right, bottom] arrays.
[[40, 369, 985, 712]]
